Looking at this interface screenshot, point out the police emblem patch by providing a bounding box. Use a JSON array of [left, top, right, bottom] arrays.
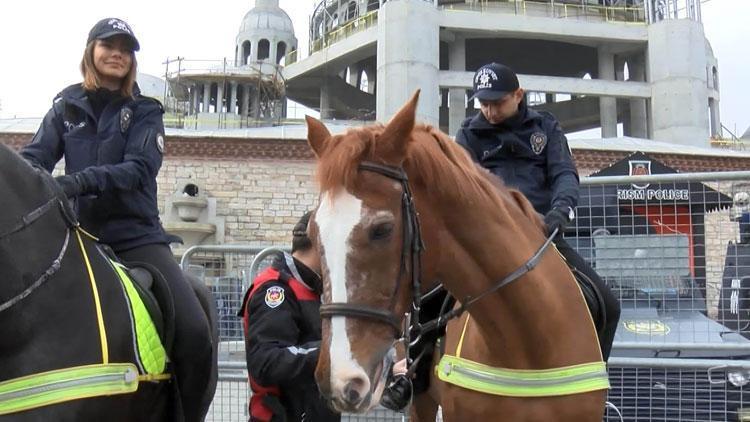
[[120, 108, 133, 132], [529, 132, 547, 155], [156, 134, 165, 154], [265, 286, 285, 308]]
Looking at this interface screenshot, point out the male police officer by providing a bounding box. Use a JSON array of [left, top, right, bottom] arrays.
[[240, 212, 340, 422], [455, 62, 620, 361]]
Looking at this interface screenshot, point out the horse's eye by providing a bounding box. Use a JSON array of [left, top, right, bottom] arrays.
[[370, 222, 394, 241]]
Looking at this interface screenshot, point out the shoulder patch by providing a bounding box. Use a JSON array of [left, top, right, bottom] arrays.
[[530, 131, 547, 155], [264, 286, 285, 308], [156, 133, 165, 154]]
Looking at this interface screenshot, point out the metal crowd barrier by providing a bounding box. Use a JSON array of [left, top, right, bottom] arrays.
[[184, 170, 750, 421]]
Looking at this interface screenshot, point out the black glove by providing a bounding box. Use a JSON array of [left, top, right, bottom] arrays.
[[54, 174, 86, 199], [543, 207, 572, 236], [380, 374, 413, 412]]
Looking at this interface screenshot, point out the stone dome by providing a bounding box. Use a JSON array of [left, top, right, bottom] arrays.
[[238, 0, 295, 35]]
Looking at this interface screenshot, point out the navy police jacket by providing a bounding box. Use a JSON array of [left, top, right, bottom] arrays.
[[455, 103, 579, 215], [240, 255, 339, 422], [21, 83, 168, 252]]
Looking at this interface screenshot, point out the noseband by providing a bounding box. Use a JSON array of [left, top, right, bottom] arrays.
[[319, 162, 425, 341]]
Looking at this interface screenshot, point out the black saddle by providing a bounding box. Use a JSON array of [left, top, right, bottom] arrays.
[[571, 266, 608, 338], [98, 244, 176, 355]]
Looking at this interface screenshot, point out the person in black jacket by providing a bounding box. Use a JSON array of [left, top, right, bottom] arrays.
[[20, 18, 212, 421], [241, 211, 340, 422], [455, 62, 620, 360]]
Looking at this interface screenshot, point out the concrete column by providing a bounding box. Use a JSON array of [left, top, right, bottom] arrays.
[[614, 56, 626, 81], [190, 83, 199, 115], [320, 78, 332, 119], [241, 85, 250, 118], [709, 98, 721, 137], [268, 38, 278, 64], [202, 82, 211, 114], [598, 47, 617, 138], [377, 0, 439, 125], [448, 36, 466, 136], [347, 63, 361, 88], [249, 85, 260, 119], [229, 82, 238, 114], [216, 82, 225, 113], [250, 38, 258, 62], [648, 19, 710, 147], [628, 55, 648, 138]]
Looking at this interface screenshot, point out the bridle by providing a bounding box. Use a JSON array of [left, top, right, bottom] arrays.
[[319, 162, 425, 342], [0, 171, 78, 313], [317, 161, 558, 360]]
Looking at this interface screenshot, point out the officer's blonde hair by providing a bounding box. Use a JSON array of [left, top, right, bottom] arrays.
[[80, 40, 137, 98]]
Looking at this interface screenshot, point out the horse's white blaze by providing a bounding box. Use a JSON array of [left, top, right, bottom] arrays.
[[317, 190, 369, 396]]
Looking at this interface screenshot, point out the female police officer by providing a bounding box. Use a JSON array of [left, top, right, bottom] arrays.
[[20, 18, 212, 422]]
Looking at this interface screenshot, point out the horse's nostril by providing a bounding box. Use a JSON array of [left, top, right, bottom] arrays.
[[343, 376, 367, 405]]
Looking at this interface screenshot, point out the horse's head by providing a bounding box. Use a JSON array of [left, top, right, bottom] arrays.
[[306, 92, 422, 413]]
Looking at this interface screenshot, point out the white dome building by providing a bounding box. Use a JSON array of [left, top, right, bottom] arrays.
[[166, 0, 298, 129], [236, 0, 297, 66]]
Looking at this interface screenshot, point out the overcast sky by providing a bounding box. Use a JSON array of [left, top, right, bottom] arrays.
[[0, 0, 746, 136]]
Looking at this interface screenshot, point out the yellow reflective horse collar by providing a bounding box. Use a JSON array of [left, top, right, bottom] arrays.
[[436, 316, 610, 397]]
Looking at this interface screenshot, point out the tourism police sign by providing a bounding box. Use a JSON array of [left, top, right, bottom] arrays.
[[617, 159, 690, 201]]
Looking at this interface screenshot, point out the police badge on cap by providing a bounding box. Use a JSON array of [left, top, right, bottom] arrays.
[[530, 132, 547, 155]]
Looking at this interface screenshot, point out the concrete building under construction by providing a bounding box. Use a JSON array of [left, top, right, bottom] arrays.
[[164, 0, 297, 129], [284, 0, 720, 148]]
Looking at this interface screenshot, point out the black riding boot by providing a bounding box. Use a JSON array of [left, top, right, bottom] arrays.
[[555, 237, 620, 361]]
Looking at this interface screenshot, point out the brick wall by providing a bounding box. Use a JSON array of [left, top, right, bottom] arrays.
[[158, 158, 317, 247], [5, 130, 750, 253]]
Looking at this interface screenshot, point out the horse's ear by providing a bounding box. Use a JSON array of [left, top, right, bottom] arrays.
[[306, 115, 331, 158], [378, 90, 420, 164]]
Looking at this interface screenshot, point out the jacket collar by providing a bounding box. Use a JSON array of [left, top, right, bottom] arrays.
[[59, 82, 141, 122]]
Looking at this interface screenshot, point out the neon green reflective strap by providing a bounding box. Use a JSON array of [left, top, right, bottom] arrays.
[[436, 354, 610, 397], [0, 364, 139, 415], [111, 262, 167, 375]]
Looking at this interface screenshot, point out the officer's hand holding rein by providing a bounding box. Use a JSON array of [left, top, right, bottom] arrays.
[[543, 206, 574, 236], [55, 173, 90, 198]]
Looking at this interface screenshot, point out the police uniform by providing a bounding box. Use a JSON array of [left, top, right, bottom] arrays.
[[240, 255, 340, 422], [453, 63, 620, 361], [20, 18, 214, 421], [21, 82, 168, 251], [456, 102, 578, 216]]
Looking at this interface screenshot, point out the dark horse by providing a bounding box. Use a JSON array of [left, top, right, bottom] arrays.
[[306, 92, 608, 421], [0, 143, 218, 421]]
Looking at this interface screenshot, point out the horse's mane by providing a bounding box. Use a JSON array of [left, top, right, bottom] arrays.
[[316, 123, 538, 226]]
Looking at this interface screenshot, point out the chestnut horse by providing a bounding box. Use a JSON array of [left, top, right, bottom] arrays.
[[305, 92, 609, 421]]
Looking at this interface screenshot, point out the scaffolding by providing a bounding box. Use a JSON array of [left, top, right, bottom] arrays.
[[162, 57, 287, 130]]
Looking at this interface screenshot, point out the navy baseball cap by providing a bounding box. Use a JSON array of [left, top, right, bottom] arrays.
[[87, 18, 140, 51], [469, 63, 520, 101]]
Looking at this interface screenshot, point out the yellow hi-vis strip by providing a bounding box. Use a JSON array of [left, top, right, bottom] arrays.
[[0, 364, 139, 415], [437, 315, 610, 397], [75, 229, 109, 364]]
